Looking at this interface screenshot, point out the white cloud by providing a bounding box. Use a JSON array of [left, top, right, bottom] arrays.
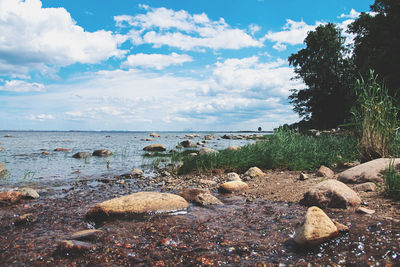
[[0, 80, 45, 92], [339, 9, 360, 19], [27, 114, 55, 121], [0, 0, 126, 75], [249, 24, 261, 35], [263, 19, 323, 51], [123, 52, 192, 70], [115, 6, 262, 51]]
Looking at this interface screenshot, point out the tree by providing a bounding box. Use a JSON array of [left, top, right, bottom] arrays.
[[348, 0, 400, 97], [288, 23, 355, 129]]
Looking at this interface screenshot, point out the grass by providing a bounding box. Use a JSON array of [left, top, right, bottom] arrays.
[[351, 70, 399, 161], [383, 160, 400, 199], [173, 127, 359, 174]]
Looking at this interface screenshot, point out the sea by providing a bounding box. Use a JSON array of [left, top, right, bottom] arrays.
[[0, 131, 265, 187]]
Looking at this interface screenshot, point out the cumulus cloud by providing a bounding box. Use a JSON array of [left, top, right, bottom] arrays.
[[0, 0, 126, 75], [262, 19, 323, 51], [0, 80, 45, 92], [339, 9, 360, 19], [123, 52, 192, 69], [114, 6, 262, 51]]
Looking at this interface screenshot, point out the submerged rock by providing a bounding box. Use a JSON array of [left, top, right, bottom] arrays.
[[244, 167, 265, 179], [0, 191, 23, 205], [338, 158, 400, 184], [179, 188, 223, 206], [294, 206, 339, 247], [316, 165, 334, 177], [54, 148, 71, 152], [92, 149, 113, 157], [143, 144, 166, 152], [14, 213, 37, 226], [58, 240, 96, 254], [86, 192, 189, 222], [300, 179, 361, 209], [73, 152, 91, 159], [219, 181, 249, 193], [70, 229, 104, 241]]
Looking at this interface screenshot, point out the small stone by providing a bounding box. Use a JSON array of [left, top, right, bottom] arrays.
[[54, 148, 71, 152], [332, 220, 349, 232], [0, 191, 23, 205], [14, 213, 37, 226], [19, 187, 40, 199], [199, 179, 216, 185], [180, 140, 197, 148], [194, 193, 223, 206], [189, 153, 197, 156], [219, 181, 249, 193], [0, 162, 6, 176], [299, 173, 309, 180], [92, 149, 113, 157], [198, 147, 218, 155], [356, 207, 375, 215], [70, 229, 104, 241], [41, 151, 50, 155], [150, 133, 160, 138], [316, 165, 334, 177], [225, 146, 241, 151], [244, 167, 265, 179], [59, 240, 96, 254], [226, 172, 242, 181], [353, 182, 377, 192], [179, 188, 210, 202], [0, 147, 4, 151]]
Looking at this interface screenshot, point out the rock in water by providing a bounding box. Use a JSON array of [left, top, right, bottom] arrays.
[[198, 147, 218, 155], [73, 152, 91, 159], [300, 179, 361, 209], [316, 165, 334, 177], [131, 168, 144, 177], [143, 144, 166, 152], [70, 229, 104, 241], [86, 192, 189, 223], [244, 167, 265, 179], [0, 191, 23, 205], [54, 148, 71, 152], [180, 140, 197, 148], [294, 206, 339, 246], [92, 149, 113, 157], [219, 181, 249, 193], [179, 188, 223, 206], [0, 162, 6, 177], [19, 187, 40, 199], [58, 240, 96, 254], [338, 158, 400, 184], [150, 133, 160, 138], [14, 213, 37, 226]]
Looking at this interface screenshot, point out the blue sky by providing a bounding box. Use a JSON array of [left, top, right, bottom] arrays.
[[0, 0, 372, 131]]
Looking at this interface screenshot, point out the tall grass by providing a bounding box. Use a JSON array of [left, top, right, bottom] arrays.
[[175, 128, 358, 174], [383, 160, 400, 199], [351, 70, 399, 161]]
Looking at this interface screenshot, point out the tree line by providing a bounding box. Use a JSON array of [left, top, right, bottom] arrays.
[[288, 0, 400, 129]]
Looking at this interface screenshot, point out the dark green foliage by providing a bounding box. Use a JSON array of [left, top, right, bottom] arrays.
[[348, 0, 400, 98], [176, 128, 359, 174], [288, 23, 355, 129]]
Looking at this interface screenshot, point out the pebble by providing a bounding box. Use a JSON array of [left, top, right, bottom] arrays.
[[14, 213, 37, 226], [356, 207, 376, 215]]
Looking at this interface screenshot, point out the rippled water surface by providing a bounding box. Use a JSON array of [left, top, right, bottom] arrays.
[[0, 131, 258, 186]]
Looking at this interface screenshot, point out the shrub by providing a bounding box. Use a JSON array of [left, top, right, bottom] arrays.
[[351, 70, 399, 161], [383, 160, 400, 199]]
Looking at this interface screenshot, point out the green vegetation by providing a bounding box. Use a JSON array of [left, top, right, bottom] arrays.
[[383, 160, 400, 199], [351, 71, 399, 161], [174, 128, 358, 174]]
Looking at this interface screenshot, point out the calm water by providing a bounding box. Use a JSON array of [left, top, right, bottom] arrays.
[[0, 131, 260, 187]]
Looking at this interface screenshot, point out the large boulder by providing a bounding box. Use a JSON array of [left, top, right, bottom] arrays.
[[86, 192, 188, 222], [92, 149, 113, 157], [300, 179, 361, 209], [337, 158, 400, 184], [219, 181, 249, 193], [73, 152, 91, 159], [0, 162, 6, 177], [294, 206, 339, 247], [143, 144, 166, 152]]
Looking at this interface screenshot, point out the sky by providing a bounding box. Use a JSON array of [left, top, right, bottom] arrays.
[[0, 0, 373, 131]]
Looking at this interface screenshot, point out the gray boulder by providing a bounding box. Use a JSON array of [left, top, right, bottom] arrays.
[[73, 152, 91, 159], [300, 179, 361, 209]]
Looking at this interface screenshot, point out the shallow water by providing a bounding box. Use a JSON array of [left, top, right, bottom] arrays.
[[0, 131, 258, 186]]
